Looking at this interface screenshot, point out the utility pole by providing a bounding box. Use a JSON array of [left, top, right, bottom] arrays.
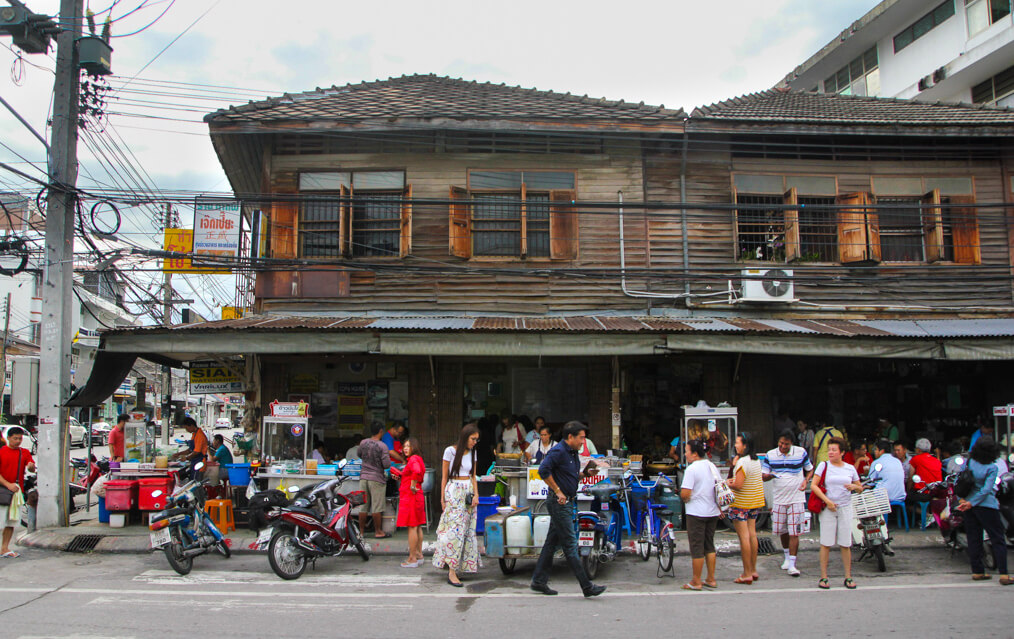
[[161, 202, 172, 446], [37, 0, 83, 528], [1, 292, 11, 395]]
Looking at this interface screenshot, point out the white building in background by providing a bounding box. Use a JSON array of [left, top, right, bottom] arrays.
[[776, 0, 1014, 106]]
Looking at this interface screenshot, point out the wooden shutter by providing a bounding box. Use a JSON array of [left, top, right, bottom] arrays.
[[448, 186, 471, 258], [837, 192, 879, 264], [783, 187, 800, 262], [339, 184, 351, 257], [549, 189, 578, 260], [270, 191, 298, 259], [949, 194, 981, 264], [399, 184, 412, 257], [922, 189, 943, 263], [520, 182, 528, 257]]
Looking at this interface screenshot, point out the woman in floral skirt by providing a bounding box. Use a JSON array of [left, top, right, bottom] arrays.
[[432, 423, 481, 586]]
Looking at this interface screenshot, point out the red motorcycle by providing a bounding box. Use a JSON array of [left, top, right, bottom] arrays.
[[257, 471, 371, 580]]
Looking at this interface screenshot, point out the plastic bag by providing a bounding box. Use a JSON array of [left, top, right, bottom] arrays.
[[8, 488, 24, 521]]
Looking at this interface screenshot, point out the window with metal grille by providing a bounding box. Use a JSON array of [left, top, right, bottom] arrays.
[[878, 197, 926, 262], [798, 197, 838, 262], [472, 193, 522, 256], [300, 197, 342, 258], [352, 194, 401, 257], [823, 46, 879, 96], [736, 194, 784, 261]]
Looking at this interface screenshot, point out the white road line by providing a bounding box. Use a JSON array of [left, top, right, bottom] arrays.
[[133, 569, 422, 587], [0, 580, 996, 600], [88, 595, 412, 611]]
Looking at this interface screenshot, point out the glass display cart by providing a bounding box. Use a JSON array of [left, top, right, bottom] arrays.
[[680, 404, 738, 471]]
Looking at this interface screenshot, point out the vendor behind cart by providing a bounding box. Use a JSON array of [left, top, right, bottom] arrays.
[[524, 423, 556, 465], [170, 418, 209, 479]]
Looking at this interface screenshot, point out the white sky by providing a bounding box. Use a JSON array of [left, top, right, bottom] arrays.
[[0, 0, 882, 318]]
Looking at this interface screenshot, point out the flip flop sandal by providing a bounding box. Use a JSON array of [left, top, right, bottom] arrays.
[[733, 577, 753, 585], [681, 583, 702, 591], [972, 574, 992, 581], [1, 551, 18, 558], [702, 581, 718, 589], [999, 576, 1013, 586], [752, 573, 760, 581], [844, 578, 857, 589], [374, 533, 392, 539], [818, 578, 830, 589]]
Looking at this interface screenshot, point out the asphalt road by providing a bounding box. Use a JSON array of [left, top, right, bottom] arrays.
[[0, 544, 1009, 637]]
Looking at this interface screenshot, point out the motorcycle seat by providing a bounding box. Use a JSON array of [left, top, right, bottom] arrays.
[[657, 509, 674, 518], [286, 506, 319, 518]]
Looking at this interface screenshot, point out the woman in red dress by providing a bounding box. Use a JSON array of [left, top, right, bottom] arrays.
[[394, 438, 426, 567]]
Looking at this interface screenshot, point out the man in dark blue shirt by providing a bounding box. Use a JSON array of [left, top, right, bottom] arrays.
[[530, 421, 606, 597]]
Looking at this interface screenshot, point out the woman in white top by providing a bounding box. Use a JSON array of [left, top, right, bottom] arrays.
[[432, 423, 481, 587], [524, 424, 556, 464], [499, 419, 527, 454], [679, 438, 721, 591], [810, 437, 863, 590]]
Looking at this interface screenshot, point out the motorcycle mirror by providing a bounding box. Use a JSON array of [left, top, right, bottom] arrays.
[[912, 474, 922, 484], [287, 485, 300, 494], [338, 459, 348, 469], [194, 462, 205, 471], [954, 457, 965, 467], [150, 490, 163, 497], [873, 463, 883, 473]]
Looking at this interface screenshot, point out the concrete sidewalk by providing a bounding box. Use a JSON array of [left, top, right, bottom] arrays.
[[16, 508, 948, 557]]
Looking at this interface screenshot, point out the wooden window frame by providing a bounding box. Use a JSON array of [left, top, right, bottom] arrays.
[[291, 170, 412, 260]]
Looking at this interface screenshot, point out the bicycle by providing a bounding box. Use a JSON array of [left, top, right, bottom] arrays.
[[630, 473, 678, 577]]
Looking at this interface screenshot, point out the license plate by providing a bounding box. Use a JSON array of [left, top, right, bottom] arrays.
[[256, 528, 273, 545], [150, 528, 171, 548], [578, 532, 595, 547]]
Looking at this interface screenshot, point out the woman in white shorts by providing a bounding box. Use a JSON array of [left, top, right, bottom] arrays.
[[810, 437, 863, 590]]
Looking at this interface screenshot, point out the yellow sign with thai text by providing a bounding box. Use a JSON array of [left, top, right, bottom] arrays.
[[163, 229, 228, 274]]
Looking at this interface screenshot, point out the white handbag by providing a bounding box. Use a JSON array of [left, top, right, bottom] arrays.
[[711, 464, 735, 511]]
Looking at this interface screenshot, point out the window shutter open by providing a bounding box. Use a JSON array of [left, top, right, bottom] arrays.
[[339, 184, 351, 257], [837, 192, 880, 264], [271, 191, 298, 259], [520, 182, 528, 257], [783, 187, 800, 262], [400, 184, 412, 257], [922, 189, 943, 263], [448, 186, 471, 258], [549, 189, 578, 260], [949, 194, 981, 264]]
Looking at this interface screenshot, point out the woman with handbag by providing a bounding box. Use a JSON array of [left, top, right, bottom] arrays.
[[955, 435, 1011, 585], [679, 438, 723, 591], [809, 437, 863, 589], [432, 423, 481, 587]]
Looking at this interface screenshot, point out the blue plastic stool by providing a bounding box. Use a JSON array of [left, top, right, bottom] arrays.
[[890, 501, 909, 532]]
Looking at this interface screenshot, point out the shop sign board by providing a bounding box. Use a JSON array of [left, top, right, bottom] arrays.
[[269, 399, 310, 418], [527, 465, 607, 501], [193, 200, 241, 265], [190, 361, 245, 394], [994, 405, 1012, 417]]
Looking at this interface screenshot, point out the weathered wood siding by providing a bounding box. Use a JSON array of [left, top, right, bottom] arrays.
[[262, 142, 648, 314], [643, 150, 1014, 308]]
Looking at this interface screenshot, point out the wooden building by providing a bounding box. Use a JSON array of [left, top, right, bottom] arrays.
[[96, 77, 1014, 461]]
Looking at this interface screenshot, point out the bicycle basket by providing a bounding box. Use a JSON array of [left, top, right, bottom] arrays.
[[347, 490, 367, 507]]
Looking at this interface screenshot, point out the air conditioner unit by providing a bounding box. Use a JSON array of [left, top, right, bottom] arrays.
[[740, 269, 797, 303]]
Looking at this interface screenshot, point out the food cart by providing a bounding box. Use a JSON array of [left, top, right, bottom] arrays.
[[994, 404, 1014, 455], [681, 404, 738, 472], [256, 400, 322, 491], [123, 411, 153, 462]]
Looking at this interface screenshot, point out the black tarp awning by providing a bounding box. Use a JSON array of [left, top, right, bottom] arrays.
[[65, 352, 137, 407]]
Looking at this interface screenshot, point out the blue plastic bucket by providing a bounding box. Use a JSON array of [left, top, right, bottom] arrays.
[[98, 495, 110, 523], [224, 463, 252, 486], [476, 496, 500, 535]]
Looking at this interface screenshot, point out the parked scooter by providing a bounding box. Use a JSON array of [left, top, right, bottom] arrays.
[[576, 482, 623, 579], [257, 460, 371, 580], [148, 463, 231, 575], [850, 468, 892, 572], [919, 456, 997, 569]]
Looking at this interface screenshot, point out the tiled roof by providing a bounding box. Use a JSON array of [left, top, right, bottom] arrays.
[[104, 315, 1014, 339], [690, 89, 1014, 127], [206, 74, 686, 125]]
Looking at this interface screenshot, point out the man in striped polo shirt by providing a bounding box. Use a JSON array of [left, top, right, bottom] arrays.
[[762, 429, 814, 577]]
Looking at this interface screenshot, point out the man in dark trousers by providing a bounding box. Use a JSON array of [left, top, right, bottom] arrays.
[[530, 421, 606, 597]]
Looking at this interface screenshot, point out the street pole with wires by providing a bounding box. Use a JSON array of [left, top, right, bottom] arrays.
[[161, 202, 171, 447], [36, 0, 83, 529]]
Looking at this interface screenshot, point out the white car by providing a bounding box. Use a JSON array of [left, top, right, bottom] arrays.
[[214, 417, 232, 430], [67, 417, 86, 448]]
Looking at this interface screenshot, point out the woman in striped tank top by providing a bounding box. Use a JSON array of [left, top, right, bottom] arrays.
[[726, 432, 766, 584]]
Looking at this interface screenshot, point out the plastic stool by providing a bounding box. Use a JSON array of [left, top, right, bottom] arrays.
[[205, 499, 235, 534], [889, 501, 909, 532]]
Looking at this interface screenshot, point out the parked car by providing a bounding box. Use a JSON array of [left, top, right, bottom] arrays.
[[214, 417, 231, 429], [67, 417, 86, 448], [89, 421, 111, 446]]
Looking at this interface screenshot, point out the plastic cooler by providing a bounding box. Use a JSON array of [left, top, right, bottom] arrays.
[[138, 477, 174, 511], [224, 463, 252, 486], [476, 496, 500, 535], [104, 479, 138, 512]]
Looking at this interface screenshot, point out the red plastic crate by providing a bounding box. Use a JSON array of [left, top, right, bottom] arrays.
[[104, 479, 138, 511], [138, 477, 174, 511]]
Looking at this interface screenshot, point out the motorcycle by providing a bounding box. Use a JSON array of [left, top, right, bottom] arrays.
[[256, 461, 371, 580], [918, 456, 998, 569], [850, 469, 892, 572], [148, 463, 231, 575]]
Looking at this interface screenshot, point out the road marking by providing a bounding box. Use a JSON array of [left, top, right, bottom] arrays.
[[88, 595, 412, 612], [0, 580, 997, 600], [133, 569, 422, 587]]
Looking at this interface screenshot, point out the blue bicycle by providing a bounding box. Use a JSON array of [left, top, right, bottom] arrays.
[[148, 463, 230, 575], [629, 474, 678, 576]]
